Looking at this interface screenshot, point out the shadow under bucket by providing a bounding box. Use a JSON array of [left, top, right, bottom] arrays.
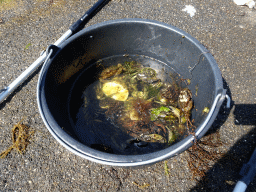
[[37, 19, 227, 166]]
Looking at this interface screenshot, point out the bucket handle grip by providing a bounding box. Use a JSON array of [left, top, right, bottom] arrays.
[[43, 45, 60, 66]]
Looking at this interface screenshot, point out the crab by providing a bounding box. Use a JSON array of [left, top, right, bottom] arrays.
[[99, 63, 126, 80], [178, 88, 194, 128], [136, 67, 158, 83]]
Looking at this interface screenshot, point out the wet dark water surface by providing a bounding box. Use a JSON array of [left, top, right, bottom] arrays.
[[68, 54, 190, 155]]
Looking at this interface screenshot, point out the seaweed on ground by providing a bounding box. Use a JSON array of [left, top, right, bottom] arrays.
[[0, 119, 33, 158], [186, 131, 224, 180]]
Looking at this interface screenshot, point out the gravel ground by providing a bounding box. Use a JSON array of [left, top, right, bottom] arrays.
[[0, 0, 255, 191]]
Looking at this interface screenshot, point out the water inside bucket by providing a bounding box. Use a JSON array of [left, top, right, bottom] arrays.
[[68, 54, 193, 155]]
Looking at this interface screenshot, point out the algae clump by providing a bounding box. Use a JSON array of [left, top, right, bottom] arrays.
[[0, 119, 32, 158]]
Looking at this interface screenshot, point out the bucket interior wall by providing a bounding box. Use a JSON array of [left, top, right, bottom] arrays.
[[39, 20, 223, 157]]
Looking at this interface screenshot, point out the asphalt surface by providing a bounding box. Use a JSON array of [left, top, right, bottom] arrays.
[[0, 0, 255, 191]]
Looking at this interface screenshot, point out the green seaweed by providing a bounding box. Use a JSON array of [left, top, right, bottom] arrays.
[[150, 106, 170, 121], [24, 43, 31, 50]]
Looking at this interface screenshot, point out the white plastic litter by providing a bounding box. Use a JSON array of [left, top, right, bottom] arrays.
[[182, 5, 196, 17], [233, 0, 256, 8]]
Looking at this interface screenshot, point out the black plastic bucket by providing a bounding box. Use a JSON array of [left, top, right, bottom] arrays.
[[37, 19, 227, 166]]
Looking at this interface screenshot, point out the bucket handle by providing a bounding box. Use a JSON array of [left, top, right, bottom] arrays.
[[195, 90, 231, 138], [43, 45, 60, 66]]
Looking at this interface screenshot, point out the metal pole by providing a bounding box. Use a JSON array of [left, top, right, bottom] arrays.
[[0, 30, 72, 104], [0, 0, 110, 104], [233, 147, 256, 192]]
